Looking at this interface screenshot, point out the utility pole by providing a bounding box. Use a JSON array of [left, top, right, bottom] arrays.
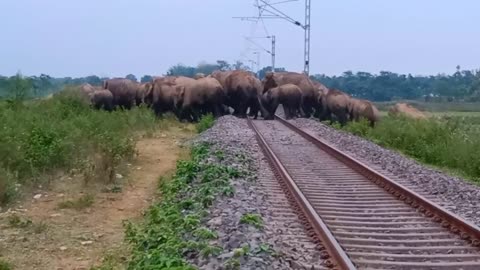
[[253, 51, 261, 74], [233, 0, 312, 75], [304, 0, 311, 75], [271, 35, 276, 72], [243, 36, 276, 72]]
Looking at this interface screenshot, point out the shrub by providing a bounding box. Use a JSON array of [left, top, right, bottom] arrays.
[[0, 259, 13, 270], [341, 116, 480, 181], [0, 87, 180, 205], [196, 114, 215, 133]]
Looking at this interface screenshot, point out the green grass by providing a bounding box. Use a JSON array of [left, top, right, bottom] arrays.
[[239, 213, 263, 229], [341, 115, 480, 182], [196, 113, 215, 133], [57, 194, 95, 210], [0, 88, 176, 205], [123, 143, 246, 269], [0, 259, 13, 270], [7, 214, 32, 228]]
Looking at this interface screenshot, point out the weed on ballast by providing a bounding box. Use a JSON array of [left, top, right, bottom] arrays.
[[124, 142, 246, 269], [196, 113, 215, 133], [224, 258, 241, 270], [240, 213, 263, 229]]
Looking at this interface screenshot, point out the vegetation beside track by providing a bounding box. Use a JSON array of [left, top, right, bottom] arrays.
[[337, 115, 480, 182], [123, 142, 245, 269], [0, 86, 184, 206]]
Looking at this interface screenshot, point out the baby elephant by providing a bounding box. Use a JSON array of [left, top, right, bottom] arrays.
[[89, 89, 114, 111], [262, 84, 302, 120]]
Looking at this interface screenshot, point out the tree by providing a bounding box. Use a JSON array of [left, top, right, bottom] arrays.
[[85, 75, 102, 86], [167, 64, 196, 77], [216, 60, 231, 71], [8, 72, 32, 103], [196, 62, 219, 75], [232, 61, 249, 71], [140, 75, 153, 83], [258, 66, 287, 79], [125, 74, 137, 82]]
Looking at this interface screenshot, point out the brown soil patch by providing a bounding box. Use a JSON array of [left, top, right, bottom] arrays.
[[389, 103, 428, 119], [0, 128, 194, 270]]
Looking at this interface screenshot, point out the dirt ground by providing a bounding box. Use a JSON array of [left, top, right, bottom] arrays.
[[0, 127, 194, 270]]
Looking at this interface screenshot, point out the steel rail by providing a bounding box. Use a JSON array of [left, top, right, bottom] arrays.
[[275, 115, 480, 247], [247, 118, 357, 270]]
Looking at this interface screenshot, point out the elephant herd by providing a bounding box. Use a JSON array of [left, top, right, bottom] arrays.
[[79, 70, 380, 127]]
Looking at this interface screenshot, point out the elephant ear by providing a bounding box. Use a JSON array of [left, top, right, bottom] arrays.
[[173, 85, 186, 108], [176, 85, 185, 99]]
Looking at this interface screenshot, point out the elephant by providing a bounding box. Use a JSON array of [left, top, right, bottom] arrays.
[[146, 77, 184, 118], [210, 70, 234, 89], [135, 82, 151, 106], [215, 70, 261, 118], [349, 98, 381, 127], [247, 76, 268, 119], [311, 80, 330, 118], [194, 73, 206, 79], [261, 82, 303, 120], [268, 72, 317, 118], [103, 78, 138, 109], [80, 83, 95, 95], [319, 88, 351, 126], [147, 76, 226, 121], [176, 76, 226, 121], [89, 89, 114, 111]]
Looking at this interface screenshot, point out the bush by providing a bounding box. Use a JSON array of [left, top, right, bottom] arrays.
[[342, 116, 480, 181], [196, 114, 215, 133], [0, 88, 164, 205]]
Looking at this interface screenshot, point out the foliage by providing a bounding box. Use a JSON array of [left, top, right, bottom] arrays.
[[0, 259, 12, 270], [239, 213, 263, 229], [166, 60, 252, 77], [340, 115, 480, 181], [196, 114, 215, 133], [125, 74, 138, 82], [7, 214, 33, 228], [124, 143, 246, 269], [0, 88, 167, 205], [140, 75, 153, 83], [312, 67, 480, 102]]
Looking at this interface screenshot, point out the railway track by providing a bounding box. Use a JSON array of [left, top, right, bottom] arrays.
[[248, 116, 480, 269]]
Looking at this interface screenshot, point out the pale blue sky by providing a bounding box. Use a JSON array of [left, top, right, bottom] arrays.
[[0, 0, 478, 77]]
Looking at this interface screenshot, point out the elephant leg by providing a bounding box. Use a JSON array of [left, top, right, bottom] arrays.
[[285, 106, 292, 120], [304, 103, 313, 118], [236, 102, 248, 118], [337, 112, 348, 126], [213, 104, 223, 118]]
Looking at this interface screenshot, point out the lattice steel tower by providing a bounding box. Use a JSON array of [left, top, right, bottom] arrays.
[[304, 0, 311, 75]]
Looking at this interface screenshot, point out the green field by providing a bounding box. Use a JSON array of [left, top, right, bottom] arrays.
[[341, 113, 480, 182]]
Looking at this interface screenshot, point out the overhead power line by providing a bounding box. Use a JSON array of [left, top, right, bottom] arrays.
[[233, 0, 312, 75]]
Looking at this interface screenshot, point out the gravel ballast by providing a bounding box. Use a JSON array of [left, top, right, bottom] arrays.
[[291, 118, 480, 226], [191, 115, 324, 269]]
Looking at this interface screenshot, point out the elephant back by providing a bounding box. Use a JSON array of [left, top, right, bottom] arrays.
[[104, 78, 137, 105], [273, 72, 315, 99]]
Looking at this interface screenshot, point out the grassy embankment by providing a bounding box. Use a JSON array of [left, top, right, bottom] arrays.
[[339, 112, 480, 182], [0, 89, 186, 205]]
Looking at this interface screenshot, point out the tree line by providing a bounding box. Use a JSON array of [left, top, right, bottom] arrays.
[[1, 62, 479, 102]]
